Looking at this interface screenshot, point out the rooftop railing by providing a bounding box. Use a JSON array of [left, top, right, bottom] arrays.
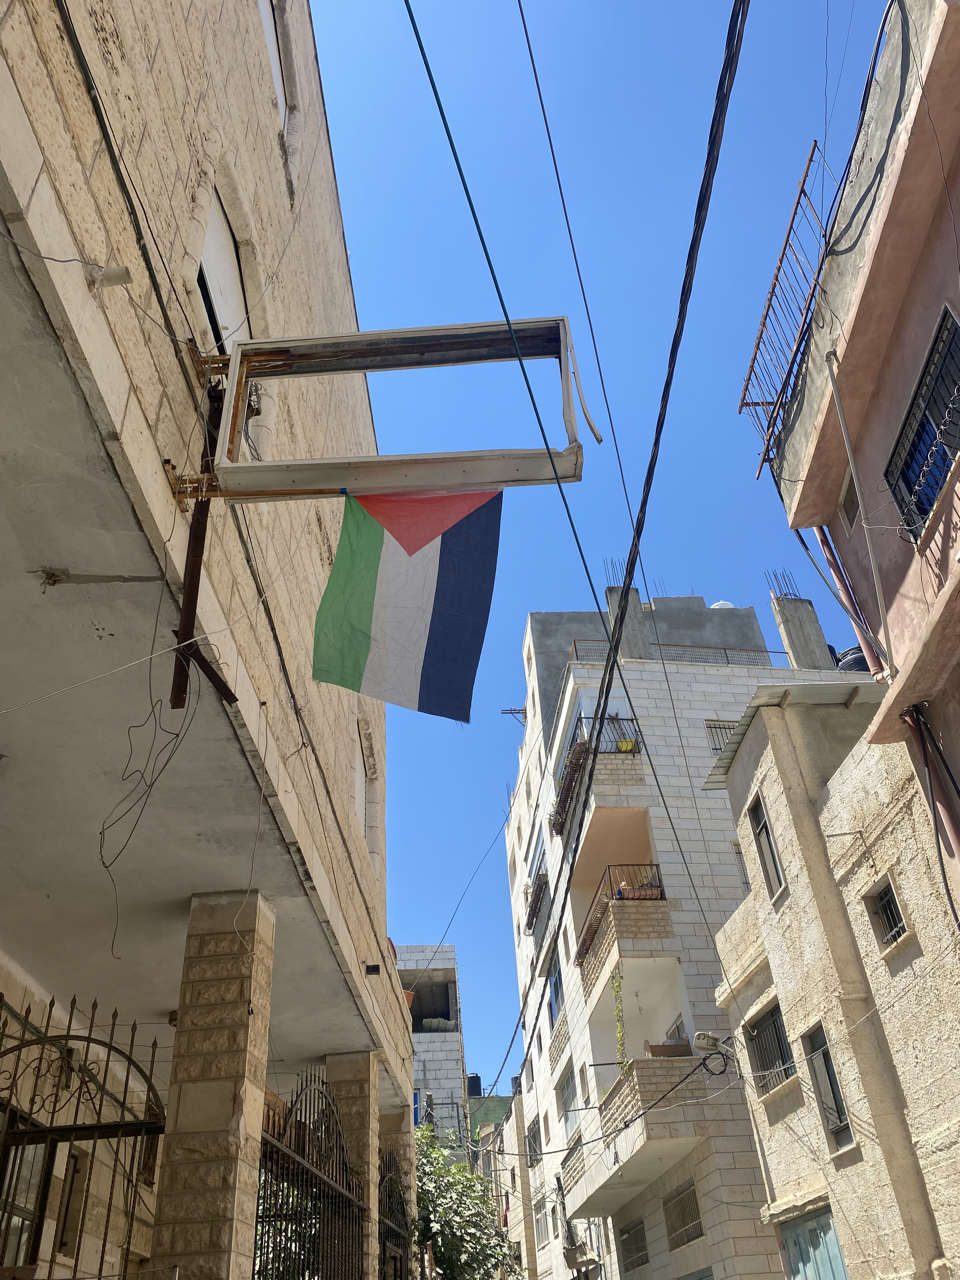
[[575, 864, 663, 965], [570, 639, 785, 667]]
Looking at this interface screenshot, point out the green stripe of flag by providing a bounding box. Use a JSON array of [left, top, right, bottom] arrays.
[[313, 496, 384, 691]]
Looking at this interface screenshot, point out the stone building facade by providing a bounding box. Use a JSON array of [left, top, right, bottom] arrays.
[[710, 3, 960, 1280], [0, 0, 413, 1274], [487, 593, 855, 1280]]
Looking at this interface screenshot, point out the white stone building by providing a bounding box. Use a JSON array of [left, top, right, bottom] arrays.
[[490, 592, 861, 1280]]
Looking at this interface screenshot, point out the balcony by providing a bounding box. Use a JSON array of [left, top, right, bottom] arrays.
[[550, 714, 641, 836], [576, 864, 663, 963], [565, 1057, 707, 1217], [560, 1130, 585, 1194]]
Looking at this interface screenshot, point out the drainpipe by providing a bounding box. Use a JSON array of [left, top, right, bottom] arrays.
[[825, 351, 896, 679], [812, 527, 885, 678]]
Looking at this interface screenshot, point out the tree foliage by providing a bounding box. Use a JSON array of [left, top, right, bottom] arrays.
[[415, 1126, 521, 1280]]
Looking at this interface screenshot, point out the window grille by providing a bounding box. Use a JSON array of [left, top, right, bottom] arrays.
[[749, 1004, 796, 1095], [662, 1179, 704, 1251], [705, 720, 738, 754], [806, 1026, 852, 1150], [525, 1117, 542, 1168], [885, 309, 960, 542], [619, 1218, 649, 1271], [748, 794, 784, 898], [873, 883, 906, 946], [534, 1199, 549, 1248], [733, 842, 750, 889]]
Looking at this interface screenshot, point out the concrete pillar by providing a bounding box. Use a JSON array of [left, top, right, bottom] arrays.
[[327, 1051, 380, 1279], [152, 891, 276, 1280], [605, 586, 652, 659], [771, 594, 836, 670]]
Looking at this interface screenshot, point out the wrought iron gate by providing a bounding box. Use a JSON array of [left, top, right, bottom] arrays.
[[378, 1151, 409, 1280], [255, 1067, 364, 1280], [0, 995, 165, 1278]]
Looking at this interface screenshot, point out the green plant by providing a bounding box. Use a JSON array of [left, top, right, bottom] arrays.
[[416, 1126, 521, 1280], [611, 968, 627, 1073]]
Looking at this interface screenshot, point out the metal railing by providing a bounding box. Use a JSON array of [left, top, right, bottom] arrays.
[[570, 639, 784, 668], [575, 865, 663, 965], [739, 141, 838, 474], [569, 712, 641, 753]]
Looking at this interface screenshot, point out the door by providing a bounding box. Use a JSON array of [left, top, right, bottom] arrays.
[[780, 1210, 848, 1280]]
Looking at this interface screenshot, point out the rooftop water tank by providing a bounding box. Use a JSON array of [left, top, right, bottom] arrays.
[[837, 644, 871, 673], [709, 601, 735, 609]]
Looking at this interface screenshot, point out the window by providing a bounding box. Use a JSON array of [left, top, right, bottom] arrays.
[[55, 1150, 87, 1257], [0, 1140, 48, 1266], [578, 1063, 591, 1107], [547, 949, 565, 1030], [509, 852, 517, 890], [534, 1198, 549, 1248], [665, 1016, 687, 1045], [748, 1003, 796, 1096], [413, 1089, 421, 1125], [732, 842, 751, 889], [559, 1066, 578, 1140], [535, 1030, 542, 1058], [562, 928, 570, 964], [619, 1218, 649, 1271], [525, 1117, 542, 1168], [510, 1166, 517, 1192], [525, 1058, 534, 1092], [516, 920, 521, 946], [551, 1205, 560, 1239], [257, 0, 287, 122], [748, 794, 784, 898], [525, 773, 532, 807], [839, 469, 860, 534], [662, 1179, 704, 1251], [885, 309, 960, 542], [805, 1025, 853, 1151], [867, 880, 906, 947], [542, 1111, 551, 1148], [198, 192, 251, 355], [705, 720, 738, 755]]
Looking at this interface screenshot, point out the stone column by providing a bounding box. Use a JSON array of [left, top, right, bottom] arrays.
[[326, 1051, 380, 1279], [152, 891, 276, 1280]]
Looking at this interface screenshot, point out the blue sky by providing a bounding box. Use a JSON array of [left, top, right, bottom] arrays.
[[310, 0, 886, 1091]]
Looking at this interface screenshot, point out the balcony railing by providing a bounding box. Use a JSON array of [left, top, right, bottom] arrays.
[[570, 639, 784, 668], [739, 140, 838, 474], [575, 864, 663, 965], [549, 716, 642, 835]]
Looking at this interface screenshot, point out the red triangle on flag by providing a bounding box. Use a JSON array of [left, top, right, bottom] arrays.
[[356, 490, 500, 556]]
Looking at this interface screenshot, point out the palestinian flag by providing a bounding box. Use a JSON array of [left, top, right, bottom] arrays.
[[312, 490, 503, 722]]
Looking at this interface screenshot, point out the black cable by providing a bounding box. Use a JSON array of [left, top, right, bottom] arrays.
[[913, 707, 960, 931], [913, 707, 960, 800], [51, 0, 200, 410], [514, 0, 632, 524]]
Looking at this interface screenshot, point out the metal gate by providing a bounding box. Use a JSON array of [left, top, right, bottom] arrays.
[[0, 995, 165, 1278], [378, 1151, 409, 1280], [255, 1067, 364, 1280]]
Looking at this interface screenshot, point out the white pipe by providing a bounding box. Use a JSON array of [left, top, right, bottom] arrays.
[[825, 351, 896, 680]]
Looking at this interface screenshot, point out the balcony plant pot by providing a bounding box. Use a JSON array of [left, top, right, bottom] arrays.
[[616, 739, 636, 753], [403, 990, 415, 1009]]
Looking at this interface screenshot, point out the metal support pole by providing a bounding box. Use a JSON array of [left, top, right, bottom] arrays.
[[824, 351, 896, 679]]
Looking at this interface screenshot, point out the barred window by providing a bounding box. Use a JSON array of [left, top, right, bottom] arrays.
[[868, 881, 906, 948], [705, 720, 738, 755], [663, 1179, 704, 1251], [619, 1218, 649, 1271], [885, 308, 960, 542], [749, 1003, 796, 1095]]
